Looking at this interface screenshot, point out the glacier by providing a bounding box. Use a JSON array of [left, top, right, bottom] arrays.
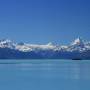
[[0, 37, 90, 59]]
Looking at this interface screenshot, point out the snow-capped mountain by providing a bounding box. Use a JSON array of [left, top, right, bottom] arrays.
[[71, 37, 84, 46], [0, 39, 16, 49], [0, 38, 90, 59]]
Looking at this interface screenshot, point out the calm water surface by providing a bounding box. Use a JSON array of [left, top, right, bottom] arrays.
[[0, 59, 90, 90]]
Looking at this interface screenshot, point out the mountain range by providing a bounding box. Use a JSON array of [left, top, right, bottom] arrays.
[[0, 37, 90, 59]]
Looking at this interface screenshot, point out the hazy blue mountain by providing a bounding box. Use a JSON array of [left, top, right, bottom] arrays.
[[0, 38, 90, 59]]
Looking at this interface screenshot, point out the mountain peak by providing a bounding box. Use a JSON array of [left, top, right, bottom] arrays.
[[0, 38, 90, 59], [71, 37, 84, 46], [0, 39, 15, 49], [47, 42, 53, 46], [0, 39, 13, 44]]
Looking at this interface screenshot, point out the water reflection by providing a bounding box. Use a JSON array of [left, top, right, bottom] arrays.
[[0, 60, 90, 80]]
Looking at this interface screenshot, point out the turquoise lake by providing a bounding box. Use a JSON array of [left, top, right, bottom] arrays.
[[0, 60, 90, 90]]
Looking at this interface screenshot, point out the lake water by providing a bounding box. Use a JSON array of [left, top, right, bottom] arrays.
[[0, 59, 90, 90]]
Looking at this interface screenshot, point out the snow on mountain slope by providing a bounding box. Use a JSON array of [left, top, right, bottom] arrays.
[[66, 37, 90, 52], [0, 38, 90, 52], [0, 39, 16, 49], [0, 38, 90, 59], [15, 42, 59, 52], [71, 37, 84, 46]]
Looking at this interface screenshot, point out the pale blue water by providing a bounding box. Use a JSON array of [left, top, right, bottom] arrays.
[[0, 60, 90, 90]]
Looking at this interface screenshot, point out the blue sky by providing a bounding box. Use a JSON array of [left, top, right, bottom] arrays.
[[0, 0, 90, 44]]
